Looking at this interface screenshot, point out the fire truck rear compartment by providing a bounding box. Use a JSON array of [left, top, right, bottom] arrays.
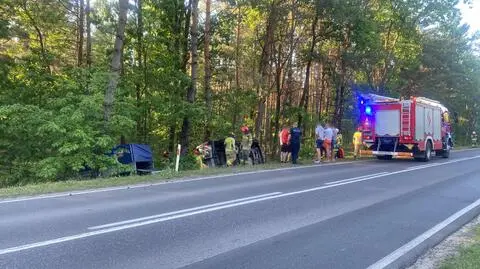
[[372, 136, 415, 157]]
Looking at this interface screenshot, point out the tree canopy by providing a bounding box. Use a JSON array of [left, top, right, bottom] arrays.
[[1, 0, 479, 186]]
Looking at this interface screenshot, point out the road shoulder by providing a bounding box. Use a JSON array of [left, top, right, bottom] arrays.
[[408, 215, 480, 269]]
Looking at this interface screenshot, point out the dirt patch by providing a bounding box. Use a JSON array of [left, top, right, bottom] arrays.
[[407, 215, 480, 269]]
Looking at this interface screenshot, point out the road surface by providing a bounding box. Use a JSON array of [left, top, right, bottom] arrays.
[[2, 149, 480, 269]]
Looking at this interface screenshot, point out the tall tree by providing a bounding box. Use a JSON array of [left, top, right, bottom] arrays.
[[298, 2, 319, 127], [180, 0, 199, 153], [255, 1, 278, 140], [86, 0, 92, 68], [204, 0, 212, 140], [103, 0, 129, 126], [77, 0, 85, 66]]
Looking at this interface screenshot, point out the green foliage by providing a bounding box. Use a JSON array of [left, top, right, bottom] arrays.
[[1, 0, 480, 188], [0, 91, 125, 186]]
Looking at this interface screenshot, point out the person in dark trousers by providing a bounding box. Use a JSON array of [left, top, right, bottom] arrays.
[[289, 122, 302, 164]]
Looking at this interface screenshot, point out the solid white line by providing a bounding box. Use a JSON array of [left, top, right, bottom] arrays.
[[366, 198, 480, 269], [405, 164, 436, 170], [324, 172, 388, 185], [1, 155, 479, 255], [89, 192, 282, 230], [0, 161, 362, 205]]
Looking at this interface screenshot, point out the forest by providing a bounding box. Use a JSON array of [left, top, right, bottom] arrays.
[[1, 0, 479, 186]]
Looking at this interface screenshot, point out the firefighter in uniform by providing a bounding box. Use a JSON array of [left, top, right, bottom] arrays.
[[224, 134, 236, 166], [353, 127, 363, 159], [240, 126, 253, 165]]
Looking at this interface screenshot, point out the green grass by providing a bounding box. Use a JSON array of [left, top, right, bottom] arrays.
[[439, 227, 480, 269], [0, 155, 365, 199], [0, 162, 295, 199]]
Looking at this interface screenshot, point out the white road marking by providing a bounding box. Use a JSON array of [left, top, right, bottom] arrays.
[[0, 178, 387, 256], [324, 172, 389, 185], [0, 161, 362, 204], [366, 198, 480, 269], [1, 155, 480, 255], [88, 192, 282, 230]]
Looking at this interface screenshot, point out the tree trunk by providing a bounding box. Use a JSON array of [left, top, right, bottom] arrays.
[[298, 11, 318, 126], [103, 0, 128, 127], [255, 1, 277, 138], [314, 63, 320, 122], [168, 123, 176, 153], [180, 0, 199, 154], [135, 0, 145, 141], [235, 4, 241, 90], [181, 0, 192, 72], [86, 0, 92, 68], [21, 2, 49, 72], [273, 63, 282, 156], [255, 98, 266, 138], [265, 96, 272, 153], [204, 0, 212, 141], [319, 62, 325, 117], [333, 27, 351, 130], [77, 0, 85, 67]]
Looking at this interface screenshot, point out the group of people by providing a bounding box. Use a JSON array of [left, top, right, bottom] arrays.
[[313, 123, 343, 163], [279, 122, 352, 164], [278, 123, 363, 164], [196, 122, 366, 168], [224, 126, 255, 166], [278, 123, 303, 164]]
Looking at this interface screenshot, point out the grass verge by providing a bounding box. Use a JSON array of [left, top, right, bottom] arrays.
[[0, 162, 298, 199], [0, 156, 367, 199], [439, 226, 480, 269]]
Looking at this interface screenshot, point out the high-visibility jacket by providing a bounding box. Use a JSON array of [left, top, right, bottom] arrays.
[[353, 131, 362, 145], [224, 137, 236, 151]]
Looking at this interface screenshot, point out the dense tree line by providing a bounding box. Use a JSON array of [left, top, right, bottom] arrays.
[[1, 0, 479, 186]]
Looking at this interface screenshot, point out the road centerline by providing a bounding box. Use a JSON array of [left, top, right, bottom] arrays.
[[88, 192, 282, 230], [324, 172, 389, 185]]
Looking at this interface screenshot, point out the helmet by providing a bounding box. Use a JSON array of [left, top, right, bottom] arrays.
[[473, 131, 477, 135], [241, 126, 249, 133]]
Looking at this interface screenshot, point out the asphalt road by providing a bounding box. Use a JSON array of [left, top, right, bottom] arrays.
[[2, 149, 480, 269]]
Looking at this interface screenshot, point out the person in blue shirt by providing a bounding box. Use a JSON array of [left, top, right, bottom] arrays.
[[289, 122, 302, 164]]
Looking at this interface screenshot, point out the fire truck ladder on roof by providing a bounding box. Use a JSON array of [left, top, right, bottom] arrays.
[[401, 101, 411, 137]]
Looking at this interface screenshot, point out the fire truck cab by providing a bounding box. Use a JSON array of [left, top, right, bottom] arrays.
[[359, 94, 453, 162]]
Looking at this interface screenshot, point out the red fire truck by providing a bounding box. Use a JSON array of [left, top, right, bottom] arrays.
[[359, 94, 453, 161]]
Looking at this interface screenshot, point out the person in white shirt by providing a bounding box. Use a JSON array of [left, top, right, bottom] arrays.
[[315, 123, 324, 163], [323, 123, 333, 161]]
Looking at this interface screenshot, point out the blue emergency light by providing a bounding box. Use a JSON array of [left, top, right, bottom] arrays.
[[365, 106, 372, 116]]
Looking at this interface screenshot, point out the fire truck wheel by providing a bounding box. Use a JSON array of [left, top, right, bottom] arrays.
[[422, 142, 432, 162], [441, 143, 451, 158]]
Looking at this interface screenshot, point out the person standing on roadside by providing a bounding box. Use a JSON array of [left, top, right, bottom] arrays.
[[331, 127, 339, 161], [240, 126, 253, 165], [224, 133, 237, 166], [289, 122, 302, 164], [353, 127, 363, 159], [323, 123, 333, 162], [279, 125, 290, 163], [314, 123, 324, 164]]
